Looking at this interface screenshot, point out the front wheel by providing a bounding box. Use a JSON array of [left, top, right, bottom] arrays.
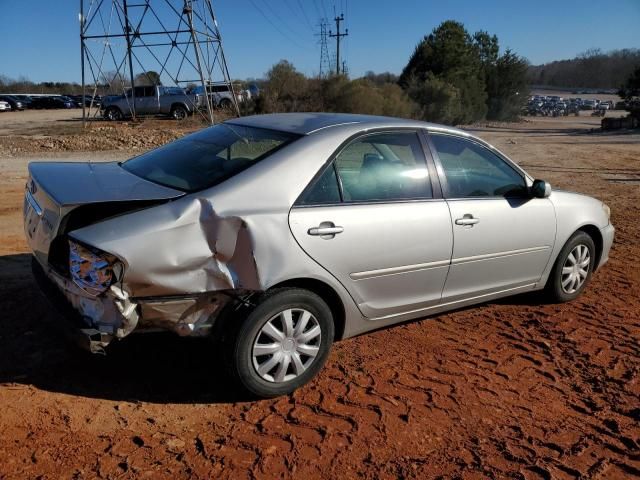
[[223, 288, 334, 398], [546, 231, 596, 302]]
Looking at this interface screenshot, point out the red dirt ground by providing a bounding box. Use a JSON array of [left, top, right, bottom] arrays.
[[0, 115, 638, 479]]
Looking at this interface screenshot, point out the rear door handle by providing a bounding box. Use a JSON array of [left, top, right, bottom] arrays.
[[308, 221, 344, 238], [455, 214, 480, 226]]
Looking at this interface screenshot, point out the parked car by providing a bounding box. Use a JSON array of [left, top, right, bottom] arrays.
[[25, 113, 614, 397], [58, 95, 82, 108], [581, 100, 596, 110], [100, 85, 201, 120], [65, 94, 102, 107], [0, 100, 11, 112], [0, 95, 25, 111], [13, 95, 33, 108], [30, 96, 74, 109], [190, 82, 245, 109]]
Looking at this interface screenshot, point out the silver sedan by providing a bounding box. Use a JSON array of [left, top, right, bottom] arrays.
[[25, 113, 614, 397]]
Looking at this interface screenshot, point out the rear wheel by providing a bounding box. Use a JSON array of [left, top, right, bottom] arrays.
[[104, 106, 123, 121], [218, 98, 232, 110], [546, 231, 595, 302], [222, 288, 334, 398], [170, 104, 188, 120]]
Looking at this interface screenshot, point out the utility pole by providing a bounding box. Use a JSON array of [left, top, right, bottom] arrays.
[[329, 13, 348, 75]]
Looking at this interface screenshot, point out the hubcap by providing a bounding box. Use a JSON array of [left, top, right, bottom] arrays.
[[561, 244, 590, 294], [252, 308, 321, 383]]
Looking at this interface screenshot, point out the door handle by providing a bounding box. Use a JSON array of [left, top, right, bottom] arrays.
[[455, 214, 480, 226], [308, 221, 344, 238]]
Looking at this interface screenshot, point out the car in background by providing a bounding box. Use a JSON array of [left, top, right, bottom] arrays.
[[60, 96, 83, 108], [581, 100, 596, 110], [30, 96, 75, 109], [65, 94, 102, 107], [0, 95, 25, 111], [25, 113, 614, 397], [0, 100, 11, 112], [101, 85, 201, 120], [190, 83, 244, 109], [13, 95, 33, 108]]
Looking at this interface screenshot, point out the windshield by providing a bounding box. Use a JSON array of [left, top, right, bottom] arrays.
[[122, 124, 299, 192]]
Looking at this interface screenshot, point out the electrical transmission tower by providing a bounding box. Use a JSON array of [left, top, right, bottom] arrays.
[[329, 13, 348, 75], [79, 0, 238, 125], [317, 19, 331, 78]]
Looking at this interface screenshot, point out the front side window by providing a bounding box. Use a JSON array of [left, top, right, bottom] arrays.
[[332, 132, 432, 202], [122, 124, 299, 192], [430, 134, 527, 198]]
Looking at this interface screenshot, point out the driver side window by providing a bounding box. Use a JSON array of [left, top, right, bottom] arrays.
[[430, 134, 527, 198]]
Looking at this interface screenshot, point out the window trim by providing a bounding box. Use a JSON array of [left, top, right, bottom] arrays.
[[425, 131, 530, 200], [293, 128, 442, 208]]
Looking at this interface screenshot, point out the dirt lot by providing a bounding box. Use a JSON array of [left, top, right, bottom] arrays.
[[0, 111, 639, 479]]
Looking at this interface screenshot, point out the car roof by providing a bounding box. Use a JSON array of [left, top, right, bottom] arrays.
[[225, 112, 466, 136]]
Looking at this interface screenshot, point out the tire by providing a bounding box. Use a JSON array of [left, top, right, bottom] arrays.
[[170, 105, 188, 120], [222, 288, 334, 398], [218, 98, 232, 110], [104, 106, 123, 121], [546, 231, 596, 303]]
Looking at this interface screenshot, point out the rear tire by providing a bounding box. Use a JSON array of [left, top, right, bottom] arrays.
[[222, 288, 334, 398], [170, 105, 188, 120], [218, 98, 232, 110], [104, 106, 123, 121], [546, 231, 595, 302]]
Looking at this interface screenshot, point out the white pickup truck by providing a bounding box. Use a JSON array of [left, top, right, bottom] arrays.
[[101, 86, 202, 121]]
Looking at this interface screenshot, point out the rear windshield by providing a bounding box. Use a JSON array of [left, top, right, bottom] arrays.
[[122, 124, 299, 192]]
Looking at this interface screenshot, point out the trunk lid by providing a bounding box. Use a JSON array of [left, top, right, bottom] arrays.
[[24, 161, 184, 265]]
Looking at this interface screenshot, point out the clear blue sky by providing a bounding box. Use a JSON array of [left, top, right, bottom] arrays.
[[1, 0, 638, 83]]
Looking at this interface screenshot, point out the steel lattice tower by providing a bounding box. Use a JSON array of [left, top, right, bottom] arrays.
[[317, 19, 331, 78], [79, 0, 238, 125]]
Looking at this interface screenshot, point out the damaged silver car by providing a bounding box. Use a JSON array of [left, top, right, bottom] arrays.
[[25, 113, 614, 397]]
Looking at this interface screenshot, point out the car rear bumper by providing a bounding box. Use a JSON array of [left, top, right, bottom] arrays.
[[598, 223, 615, 269], [31, 254, 234, 354], [31, 256, 114, 353]]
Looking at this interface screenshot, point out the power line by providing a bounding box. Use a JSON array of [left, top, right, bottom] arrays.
[[246, 0, 309, 50], [295, 0, 314, 30], [258, 0, 309, 41]]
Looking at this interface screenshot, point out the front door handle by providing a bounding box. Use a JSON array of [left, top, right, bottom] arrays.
[[455, 214, 480, 226], [308, 221, 344, 239]]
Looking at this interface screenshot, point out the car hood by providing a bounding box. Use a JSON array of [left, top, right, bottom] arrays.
[[28, 161, 185, 207]]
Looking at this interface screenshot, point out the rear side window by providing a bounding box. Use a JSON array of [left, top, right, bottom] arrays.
[[430, 134, 527, 198], [123, 124, 299, 192], [298, 165, 341, 205]]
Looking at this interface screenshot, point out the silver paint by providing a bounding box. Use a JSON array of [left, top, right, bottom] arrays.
[[24, 113, 614, 350]]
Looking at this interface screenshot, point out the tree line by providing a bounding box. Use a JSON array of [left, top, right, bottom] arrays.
[[527, 48, 640, 89], [250, 20, 529, 125], [3, 21, 638, 126]]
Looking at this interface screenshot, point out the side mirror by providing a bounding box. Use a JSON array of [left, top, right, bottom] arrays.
[[531, 179, 552, 198]]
